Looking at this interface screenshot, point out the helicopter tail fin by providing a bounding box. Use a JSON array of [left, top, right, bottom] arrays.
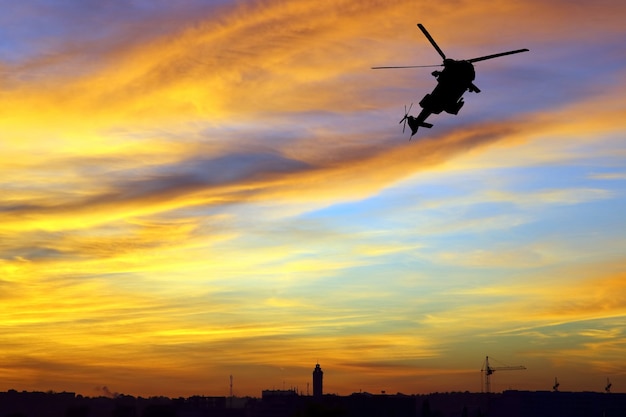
[[408, 118, 434, 138]]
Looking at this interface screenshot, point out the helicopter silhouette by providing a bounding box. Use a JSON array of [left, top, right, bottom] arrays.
[[372, 24, 529, 138]]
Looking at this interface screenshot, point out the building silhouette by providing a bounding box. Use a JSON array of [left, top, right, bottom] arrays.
[[2, 389, 626, 417], [312, 363, 323, 398]]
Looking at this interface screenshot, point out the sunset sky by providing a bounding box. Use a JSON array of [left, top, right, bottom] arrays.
[[1, 0, 625, 398]]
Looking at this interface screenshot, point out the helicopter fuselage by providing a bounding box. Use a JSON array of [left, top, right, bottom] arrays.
[[420, 59, 477, 115], [408, 59, 479, 133]]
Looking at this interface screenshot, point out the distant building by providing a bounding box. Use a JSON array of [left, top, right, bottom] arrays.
[[261, 389, 298, 400], [313, 363, 323, 398]]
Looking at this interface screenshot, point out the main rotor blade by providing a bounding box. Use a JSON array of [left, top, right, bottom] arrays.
[[417, 23, 446, 60], [467, 48, 529, 63], [371, 64, 443, 69]]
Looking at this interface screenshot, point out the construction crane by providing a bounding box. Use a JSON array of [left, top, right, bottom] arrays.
[[481, 356, 526, 393]]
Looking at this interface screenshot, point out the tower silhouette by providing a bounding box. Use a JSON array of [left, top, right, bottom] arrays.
[[312, 363, 323, 398]]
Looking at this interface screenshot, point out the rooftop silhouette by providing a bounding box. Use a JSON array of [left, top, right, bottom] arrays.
[[1, 389, 625, 417]]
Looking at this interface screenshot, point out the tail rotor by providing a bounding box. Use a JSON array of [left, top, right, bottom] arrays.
[[399, 103, 413, 134]]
